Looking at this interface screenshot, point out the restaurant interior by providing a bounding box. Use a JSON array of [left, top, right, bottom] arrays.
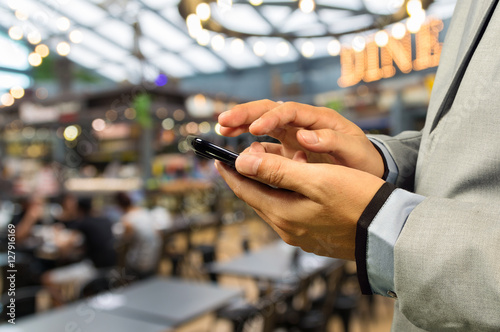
[[0, 0, 457, 331]]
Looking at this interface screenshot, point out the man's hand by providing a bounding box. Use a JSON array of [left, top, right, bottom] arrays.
[[215, 152, 385, 260], [218, 99, 385, 178]]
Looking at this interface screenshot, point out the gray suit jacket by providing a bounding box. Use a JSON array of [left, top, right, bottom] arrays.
[[372, 0, 500, 330]]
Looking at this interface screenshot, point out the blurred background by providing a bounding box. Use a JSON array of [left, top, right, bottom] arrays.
[[0, 0, 456, 331]]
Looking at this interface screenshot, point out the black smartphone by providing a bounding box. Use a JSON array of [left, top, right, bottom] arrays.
[[187, 135, 239, 168]]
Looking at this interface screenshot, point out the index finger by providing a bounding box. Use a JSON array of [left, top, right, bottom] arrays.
[[248, 101, 353, 136], [218, 99, 279, 136]]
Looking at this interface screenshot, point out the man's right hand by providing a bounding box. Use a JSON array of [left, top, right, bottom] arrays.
[[218, 99, 385, 178]]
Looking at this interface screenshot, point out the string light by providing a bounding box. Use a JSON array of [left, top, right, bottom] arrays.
[[276, 41, 290, 57], [8, 26, 23, 40], [327, 39, 341, 56], [196, 29, 210, 46], [35, 44, 50, 58], [69, 30, 83, 43], [10, 87, 25, 99], [406, 0, 422, 16], [301, 41, 315, 58], [186, 14, 203, 38], [1, 93, 15, 107], [57, 17, 71, 31], [375, 30, 389, 47], [28, 52, 42, 66], [352, 36, 366, 52], [299, 0, 315, 14], [196, 3, 211, 21], [56, 42, 71, 56], [27, 30, 42, 44], [253, 41, 266, 57], [230, 38, 244, 54], [392, 22, 406, 40], [211, 34, 225, 51]]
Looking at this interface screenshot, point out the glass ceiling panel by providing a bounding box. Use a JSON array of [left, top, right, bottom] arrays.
[[316, 0, 364, 11], [95, 19, 135, 51], [139, 10, 192, 52], [211, 3, 273, 35], [47, 0, 108, 27], [280, 9, 322, 35], [149, 53, 196, 77], [213, 39, 263, 69], [181, 46, 226, 73], [95, 63, 129, 82], [328, 14, 375, 34], [247, 37, 300, 64], [141, 0, 180, 11], [259, 6, 293, 29], [67, 43, 104, 70], [0, 35, 29, 71], [79, 31, 130, 63], [0, 71, 31, 90]]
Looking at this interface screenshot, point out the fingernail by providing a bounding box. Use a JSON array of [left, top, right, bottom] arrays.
[[218, 111, 228, 120], [299, 130, 318, 144], [237, 154, 261, 176]]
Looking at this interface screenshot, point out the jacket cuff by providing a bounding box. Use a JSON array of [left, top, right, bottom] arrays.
[[355, 182, 397, 295]]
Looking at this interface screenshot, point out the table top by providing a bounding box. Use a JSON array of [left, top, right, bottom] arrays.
[[0, 302, 172, 332], [210, 240, 344, 282], [93, 277, 242, 326]]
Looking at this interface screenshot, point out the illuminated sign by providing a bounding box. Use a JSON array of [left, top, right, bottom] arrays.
[[338, 19, 443, 88]]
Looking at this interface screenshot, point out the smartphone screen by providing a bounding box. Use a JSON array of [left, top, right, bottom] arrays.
[[187, 135, 239, 168]]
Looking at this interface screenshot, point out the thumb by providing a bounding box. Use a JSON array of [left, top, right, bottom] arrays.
[[235, 152, 313, 195]]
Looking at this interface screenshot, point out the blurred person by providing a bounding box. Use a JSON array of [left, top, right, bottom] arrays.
[[215, 0, 500, 330], [148, 193, 173, 231], [53, 192, 79, 228], [115, 191, 161, 279], [42, 197, 117, 305], [10, 195, 46, 245]]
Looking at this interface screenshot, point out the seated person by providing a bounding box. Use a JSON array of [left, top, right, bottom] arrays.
[[115, 192, 161, 279], [42, 197, 117, 305]]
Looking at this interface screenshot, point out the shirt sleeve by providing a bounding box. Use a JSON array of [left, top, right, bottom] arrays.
[[369, 137, 399, 184], [355, 138, 425, 297]]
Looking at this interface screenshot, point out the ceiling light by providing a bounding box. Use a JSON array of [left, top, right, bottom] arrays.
[[301, 41, 315, 58], [15, 10, 28, 21], [57, 17, 71, 31], [186, 14, 203, 38], [10, 86, 25, 99], [276, 41, 290, 57], [69, 30, 83, 43], [35, 44, 50, 58], [407, 0, 423, 16], [196, 3, 211, 21], [27, 30, 42, 45], [375, 30, 389, 47], [253, 41, 266, 57], [352, 36, 366, 52], [211, 34, 225, 51], [28, 53, 42, 67], [231, 38, 245, 54], [1, 93, 15, 107], [57, 42, 71, 56], [196, 29, 211, 46], [249, 0, 263, 5], [299, 0, 315, 14], [8, 26, 23, 40], [392, 22, 406, 40], [327, 39, 341, 56]]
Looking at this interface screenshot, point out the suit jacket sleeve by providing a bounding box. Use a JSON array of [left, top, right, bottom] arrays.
[[368, 131, 422, 191]]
